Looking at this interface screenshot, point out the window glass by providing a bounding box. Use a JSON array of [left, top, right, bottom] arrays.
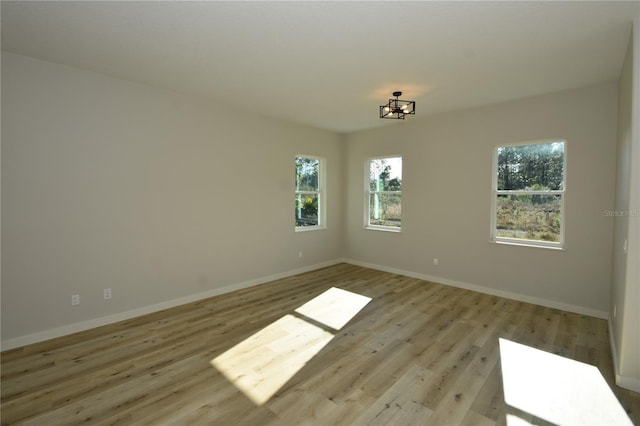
[[493, 141, 565, 247], [295, 157, 322, 229], [497, 143, 564, 190], [367, 157, 402, 230]]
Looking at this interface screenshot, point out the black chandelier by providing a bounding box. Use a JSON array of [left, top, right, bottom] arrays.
[[379, 91, 415, 119]]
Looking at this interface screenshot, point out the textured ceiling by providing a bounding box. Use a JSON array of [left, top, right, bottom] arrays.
[[1, 1, 637, 133]]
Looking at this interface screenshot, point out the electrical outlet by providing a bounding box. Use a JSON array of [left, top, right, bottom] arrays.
[[433, 258, 439, 266], [104, 288, 112, 300], [71, 294, 80, 306], [298, 251, 303, 259]]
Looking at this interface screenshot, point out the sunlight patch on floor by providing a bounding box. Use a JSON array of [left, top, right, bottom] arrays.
[[499, 338, 632, 426], [294, 287, 373, 331], [211, 314, 333, 405], [211, 287, 372, 405]]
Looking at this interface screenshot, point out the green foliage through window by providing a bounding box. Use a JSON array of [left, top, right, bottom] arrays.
[[368, 157, 402, 229], [295, 157, 321, 228], [497, 142, 564, 191], [494, 141, 565, 245]]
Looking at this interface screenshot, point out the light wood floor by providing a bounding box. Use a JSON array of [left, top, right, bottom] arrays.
[[2, 263, 639, 425]]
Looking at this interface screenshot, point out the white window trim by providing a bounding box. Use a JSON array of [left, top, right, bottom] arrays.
[[490, 139, 566, 249], [365, 155, 402, 232], [295, 155, 326, 232]]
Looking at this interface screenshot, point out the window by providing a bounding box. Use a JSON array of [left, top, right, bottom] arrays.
[[491, 141, 565, 248], [295, 156, 324, 230], [366, 156, 402, 231]]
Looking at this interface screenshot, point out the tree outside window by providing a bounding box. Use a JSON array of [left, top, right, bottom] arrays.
[[493, 141, 565, 247], [367, 157, 402, 230], [295, 156, 323, 229]]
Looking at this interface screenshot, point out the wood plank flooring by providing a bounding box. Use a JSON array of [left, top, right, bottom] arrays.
[[2, 263, 639, 425]]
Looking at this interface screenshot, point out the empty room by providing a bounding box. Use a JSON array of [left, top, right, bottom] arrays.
[[1, 1, 639, 425]]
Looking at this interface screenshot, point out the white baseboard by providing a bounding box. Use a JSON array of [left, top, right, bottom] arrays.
[[342, 258, 609, 319], [608, 320, 640, 393], [2, 258, 612, 351], [616, 373, 640, 393], [1, 259, 343, 351]]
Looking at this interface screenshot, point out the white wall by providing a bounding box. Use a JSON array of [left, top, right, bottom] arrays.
[[344, 82, 619, 317], [610, 18, 640, 393], [0, 49, 628, 351], [1, 52, 344, 346]]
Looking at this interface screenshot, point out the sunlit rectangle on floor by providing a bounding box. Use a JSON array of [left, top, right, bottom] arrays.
[[211, 314, 333, 405], [499, 338, 632, 425], [211, 287, 372, 405], [294, 287, 372, 331]]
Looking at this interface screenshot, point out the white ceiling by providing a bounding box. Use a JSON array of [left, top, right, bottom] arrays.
[[1, 1, 637, 133]]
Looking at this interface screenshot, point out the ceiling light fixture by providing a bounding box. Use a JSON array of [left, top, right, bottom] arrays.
[[379, 91, 415, 119]]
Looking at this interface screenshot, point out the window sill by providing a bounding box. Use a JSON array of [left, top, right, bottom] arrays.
[[490, 239, 565, 251], [295, 226, 326, 233], [365, 226, 401, 233]]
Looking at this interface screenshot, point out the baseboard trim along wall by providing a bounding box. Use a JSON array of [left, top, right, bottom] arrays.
[[3, 257, 610, 351], [342, 258, 609, 320], [0, 259, 343, 351], [608, 320, 640, 393]]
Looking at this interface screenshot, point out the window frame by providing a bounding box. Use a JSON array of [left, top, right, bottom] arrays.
[[365, 155, 402, 232], [295, 155, 326, 232], [490, 139, 567, 249]]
